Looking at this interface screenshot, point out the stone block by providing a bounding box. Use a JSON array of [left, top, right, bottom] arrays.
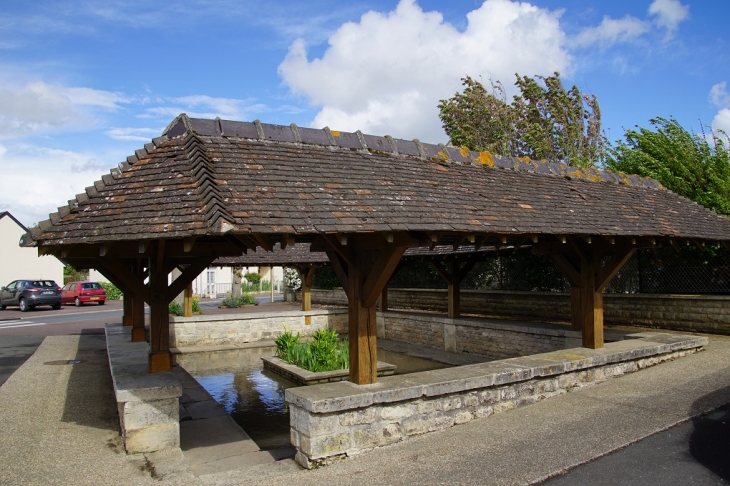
[[119, 398, 179, 430], [454, 411, 473, 424], [301, 432, 352, 459], [403, 417, 429, 436], [124, 423, 180, 453], [339, 407, 379, 426], [427, 415, 455, 432], [474, 406, 494, 419], [493, 401, 516, 414], [380, 404, 415, 421], [290, 406, 341, 436]]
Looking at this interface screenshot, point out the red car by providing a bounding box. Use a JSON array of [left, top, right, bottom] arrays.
[[62, 281, 107, 306]]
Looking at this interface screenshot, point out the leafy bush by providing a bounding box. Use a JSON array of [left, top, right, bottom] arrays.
[[100, 282, 123, 300], [220, 293, 257, 308], [169, 297, 201, 316], [168, 301, 183, 316], [244, 272, 262, 286], [274, 328, 349, 373]]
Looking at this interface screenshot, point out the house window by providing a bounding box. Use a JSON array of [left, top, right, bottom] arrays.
[[206, 270, 216, 297]]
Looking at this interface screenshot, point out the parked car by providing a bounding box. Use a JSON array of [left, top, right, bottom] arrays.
[[0, 280, 62, 311], [62, 281, 107, 306]]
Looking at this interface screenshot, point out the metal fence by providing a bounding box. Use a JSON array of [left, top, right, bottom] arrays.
[[381, 247, 730, 295]]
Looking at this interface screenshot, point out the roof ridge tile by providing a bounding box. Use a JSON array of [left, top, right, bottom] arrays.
[[184, 133, 235, 232]]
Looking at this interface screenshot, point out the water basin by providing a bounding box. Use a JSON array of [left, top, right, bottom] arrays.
[[176, 344, 452, 453]]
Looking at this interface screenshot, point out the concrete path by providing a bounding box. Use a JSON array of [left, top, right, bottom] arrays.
[[0, 333, 729, 485], [0, 335, 43, 386]]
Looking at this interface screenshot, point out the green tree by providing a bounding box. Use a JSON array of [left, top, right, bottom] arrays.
[[607, 117, 730, 216], [438, 72, 605, 168]]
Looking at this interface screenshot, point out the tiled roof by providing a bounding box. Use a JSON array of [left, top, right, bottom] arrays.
[[213, 243, 329, 266], [213, 243, 495, 267], [23, 114, 730, 248]]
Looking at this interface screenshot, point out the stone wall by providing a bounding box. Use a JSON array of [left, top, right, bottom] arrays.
[[105, 323, 182, 454], [377, 312, 584, 360], [286, 332, 707, 468], [169, 308, 348, 348], [312, 288, 730, 335]]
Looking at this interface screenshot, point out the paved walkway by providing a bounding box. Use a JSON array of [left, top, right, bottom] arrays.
[[1, 332, 729, 485]]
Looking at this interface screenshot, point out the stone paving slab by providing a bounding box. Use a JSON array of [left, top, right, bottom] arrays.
[[172, 364, 277, 478]]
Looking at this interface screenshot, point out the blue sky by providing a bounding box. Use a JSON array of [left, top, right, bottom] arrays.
[[1, 0, 729, 226]]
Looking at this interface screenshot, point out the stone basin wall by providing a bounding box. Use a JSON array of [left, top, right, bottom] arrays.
[[377, 311, 593, 360], [169, 308, 348, 348], [286, 332, 707, 469], [311, 288, 730, 335]]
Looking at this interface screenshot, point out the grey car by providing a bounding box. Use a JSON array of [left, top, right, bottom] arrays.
[[0, 280, 62, 312]]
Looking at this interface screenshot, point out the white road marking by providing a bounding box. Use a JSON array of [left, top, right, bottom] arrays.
[[0, 321, 47, 329]]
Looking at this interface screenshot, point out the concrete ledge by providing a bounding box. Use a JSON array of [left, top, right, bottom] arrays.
[[105, 323, 182, 454], [262, 356, 396, 385], [286, 332, 707, 468]]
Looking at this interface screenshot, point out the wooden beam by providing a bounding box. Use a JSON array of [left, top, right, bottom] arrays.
[[362, 245, 407, 307], [429, 260, 454, 285], [322, 234, 354, 266], [379, 286, 388, 312], [168, 256, 216, 301], [183, 237, 196, 253], [325, 250, 350, 298], [94, 258, 149, 303], [253, 234, 274, 252], [551, 253, 580, 287], [99, 242, 112, 256], [595, 248, 636, 292]]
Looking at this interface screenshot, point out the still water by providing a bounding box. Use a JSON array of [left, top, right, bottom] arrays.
[[176, 345, 450, 452]]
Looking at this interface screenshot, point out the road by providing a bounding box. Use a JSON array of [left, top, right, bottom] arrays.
[[0, 294, 283, 385]]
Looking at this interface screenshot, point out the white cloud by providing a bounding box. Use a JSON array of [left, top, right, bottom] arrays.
[[709, 82, 730, 109], [0, 143, 120, 226], [648, 0, 689, 39], [709, 83, 730, 143], [105, 127, 162, 142], [143, 95, 269, 121], [572, 15, 649, 48], [0, 81, 131, 138], [278, 0, 570, 143], [712, 109, 730, 138]]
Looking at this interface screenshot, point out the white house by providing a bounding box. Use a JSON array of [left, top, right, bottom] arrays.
[[90, 265, 283, 298], [0, 211, 64, 287]]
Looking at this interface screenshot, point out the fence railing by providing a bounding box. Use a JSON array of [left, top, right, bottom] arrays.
[[313, 247, 730, 295]]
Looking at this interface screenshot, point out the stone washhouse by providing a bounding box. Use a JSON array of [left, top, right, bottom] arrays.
[[20, 114, 730, 464]]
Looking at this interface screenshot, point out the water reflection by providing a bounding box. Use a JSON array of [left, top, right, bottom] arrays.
[[177, 345, 451, 452]]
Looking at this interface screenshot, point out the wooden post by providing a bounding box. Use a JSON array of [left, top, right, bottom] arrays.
[[323, 234, 407, 385], [430, 257, 479, 320], [183, 283, 193, 317], [131, 291, 146, 342], [579, 254, 602, 348], [551, 242, 636, 349], [347, 260, 378, 384], [448, 261, 460, 318], [148, 241, 172, 373], [131, 259, 147, 342], [122, 292, 133, 326], [569, 286, 582, 331], [379, 286, 388, 312]]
